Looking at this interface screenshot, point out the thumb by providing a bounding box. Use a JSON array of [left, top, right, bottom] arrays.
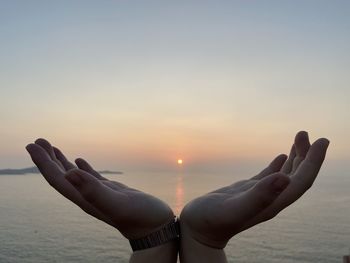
[[65, 169, 127, 219], [228, 173, 290, 221]]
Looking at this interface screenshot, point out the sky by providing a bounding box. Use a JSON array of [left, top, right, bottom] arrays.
[[0, 1, 349, 172]]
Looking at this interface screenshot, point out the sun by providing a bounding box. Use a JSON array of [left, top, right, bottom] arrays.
[[177, 159, 183, 165]]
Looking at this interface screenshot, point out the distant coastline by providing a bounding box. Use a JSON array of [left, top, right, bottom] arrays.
[[0, 167, 123, 175]]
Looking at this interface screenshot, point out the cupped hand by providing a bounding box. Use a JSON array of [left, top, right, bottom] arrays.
[[26, 139, 174, 240], [180, 131, 329, 249]]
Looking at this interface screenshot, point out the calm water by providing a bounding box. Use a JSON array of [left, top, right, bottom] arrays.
[[0, 167, 349, 262]]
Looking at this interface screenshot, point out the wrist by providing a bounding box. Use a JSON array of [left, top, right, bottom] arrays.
[[130, 240, 178, 263], [179, 221, 227, 263], [129, 216, 180, 251], [179, 215, 229, 249]]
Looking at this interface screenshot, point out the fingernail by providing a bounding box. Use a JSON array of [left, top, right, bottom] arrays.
[[272, 176, 290, 193], [66, 171, 83, 186]]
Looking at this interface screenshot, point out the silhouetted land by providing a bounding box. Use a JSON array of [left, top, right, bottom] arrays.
[[0, 167, 123, 175]]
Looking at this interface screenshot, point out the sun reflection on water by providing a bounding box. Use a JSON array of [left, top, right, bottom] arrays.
[[175, 173, 184, 215]]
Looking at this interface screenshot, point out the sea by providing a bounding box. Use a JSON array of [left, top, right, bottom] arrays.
[[0, 164, 349, 263]]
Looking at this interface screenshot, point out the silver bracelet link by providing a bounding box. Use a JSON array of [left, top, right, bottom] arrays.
[[129, 217, 180, 251]]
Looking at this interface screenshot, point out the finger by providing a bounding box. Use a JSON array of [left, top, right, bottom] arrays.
[[281, 144, 296, 174], [53, 147, 76, 171], [35, 138, 65, 170], [26, 144, 114, 226], [102, 180, 131, 191], [65, 169, 129, 222], [251, 154, 287, 180], [291, 131, 310, 173], [75, 158, 127, 189], [236, 180, 257, 192], [26, 143, 65, 183], [226, 173, 290, 222], [75, 158, 107, 180], [252, 138, 330, 221], [211, 179, 250, 194], [26, 144, 91, 205], [291, 138, 330, 191]]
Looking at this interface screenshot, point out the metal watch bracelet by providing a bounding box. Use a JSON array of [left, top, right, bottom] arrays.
[[129, 216, 180, 251]]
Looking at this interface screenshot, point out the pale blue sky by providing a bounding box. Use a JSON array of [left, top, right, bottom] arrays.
[[0, 1, 349, 171]]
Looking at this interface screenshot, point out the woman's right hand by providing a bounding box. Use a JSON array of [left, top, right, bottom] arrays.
[[180, 131, 329, 249]]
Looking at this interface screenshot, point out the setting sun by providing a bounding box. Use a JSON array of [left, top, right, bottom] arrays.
[[177, 159, 183, 165]]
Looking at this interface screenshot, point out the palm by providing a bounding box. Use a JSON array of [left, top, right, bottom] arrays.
[[180, 131, 329, 248], [26, 139, 174, 239]]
